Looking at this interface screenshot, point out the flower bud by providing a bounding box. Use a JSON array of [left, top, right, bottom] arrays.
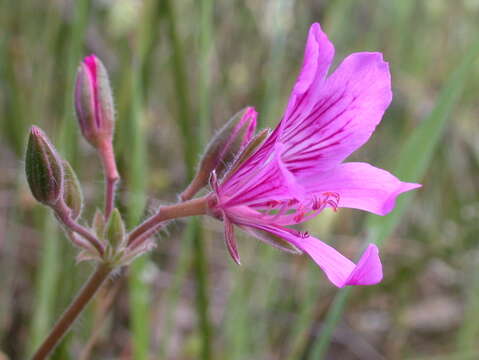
[[104, 208, 126, 249], [74, 54, 115, 147], [222, 127, 270, 183], [92, 209, 106, 239], [62, 160, 84, 220], [25, 126, 64, 206], [180, 107, 257, 200]]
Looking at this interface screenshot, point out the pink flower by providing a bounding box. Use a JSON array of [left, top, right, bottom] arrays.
[[207, 23, 421, 288]]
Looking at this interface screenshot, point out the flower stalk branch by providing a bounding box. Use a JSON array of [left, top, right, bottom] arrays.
[[54, 201, 105, 256], [127, 195, 210, 248], [97, 140, 119, 219]]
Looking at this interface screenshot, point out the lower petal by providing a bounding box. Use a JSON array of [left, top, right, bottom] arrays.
[[249, 224, 383, 288]]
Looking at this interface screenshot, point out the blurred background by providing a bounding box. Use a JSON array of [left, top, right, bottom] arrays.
[[1, 0, 479, 359]]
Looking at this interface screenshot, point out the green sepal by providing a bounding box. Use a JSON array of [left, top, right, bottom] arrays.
[[104, 208, 125, 249], [199, 108, 253, 177], [92, 209, 106, 240], [222, 128, 270, 183], [62, 160, 83, 220]]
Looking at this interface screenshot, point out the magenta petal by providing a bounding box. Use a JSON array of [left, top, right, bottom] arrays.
[[296, 237, 383, 288], [250, 225, 382, 287], [302, 162, 421, 215], [239, 224, 303, 254], [220, 153, 299, 208], [281, 52, 392, 176], [283, 23, 335, 124], [344, 244, 383, 286], [223, 213, 241, 265]]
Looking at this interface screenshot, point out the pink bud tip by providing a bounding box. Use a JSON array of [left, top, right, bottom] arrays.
[[74, 54, 115, 148]]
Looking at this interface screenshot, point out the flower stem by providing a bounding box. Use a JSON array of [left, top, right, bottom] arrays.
[[54, 201, 105, 256], [98, 140, 119, 220], [179, 176, 205, 202], [31, 263, 113, 360], [127, 196, 210, 248]]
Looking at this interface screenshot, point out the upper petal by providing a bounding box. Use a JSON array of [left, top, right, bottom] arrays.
[[219, 150, 301, 208], [280, 52, 392, 176], [217, 23, 334, 200], [302, 162, 421, 216], [282, 22, 335, 125]]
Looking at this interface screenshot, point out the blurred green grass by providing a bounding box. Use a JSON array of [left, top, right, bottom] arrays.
[[1, 1, 479, 359]]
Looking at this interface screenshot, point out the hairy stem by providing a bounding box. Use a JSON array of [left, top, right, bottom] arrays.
[[179, 176, 205, 202], [55, 201, 104, 256], [127, 196, 210, 248], [31, 263, 113, 360], [98, 140, 119, 220]]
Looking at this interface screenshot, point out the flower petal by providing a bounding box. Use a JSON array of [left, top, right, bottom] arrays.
[[248, 224, 382, 287], [282, 22, 335, 125], [280, 52, 392, 176], [219, 152, 301, 208], [240, 225, 302, 254], [302, 162, 421, 216]]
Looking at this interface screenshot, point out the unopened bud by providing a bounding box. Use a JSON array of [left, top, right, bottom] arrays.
[[92, 209, 106, 239], [180, 107, 257, 200], [74, 54, 115, 147], [104, 208, 125, 249], [202, 107, 257, 175], [62, 160, 83, 220], [222, 127, 270, 183], [25, 126, 64, 206]]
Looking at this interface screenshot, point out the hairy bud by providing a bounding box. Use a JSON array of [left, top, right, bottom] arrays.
[[74, 54, 115, 147], [180, 107, 257, 200], [92, 209, 106, 239], [104, 208, 126, 249], [25, 126, 64, 206], [62, 161, 84, 220]]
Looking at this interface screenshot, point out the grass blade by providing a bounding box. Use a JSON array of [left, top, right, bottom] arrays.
[[163, 0, 213, 358], [124, 1, 162, 357]]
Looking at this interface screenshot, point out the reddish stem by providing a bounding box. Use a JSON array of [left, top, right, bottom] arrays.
[[55, 201, 105, 256], [31, 264, 112, 360], [98, 140, 119, 219], [127, 195, 210, 248], [179, 175, 205, 201]]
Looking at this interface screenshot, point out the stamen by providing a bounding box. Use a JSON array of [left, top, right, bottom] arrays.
[[288, 198, 299, 206], [323, 192, 340, 210], [293, 211, 305, 223], [269, 201, 291, 220], [299, 231, 309, 239], [266, 200, 280, 208], [312, 196, 323, 210]]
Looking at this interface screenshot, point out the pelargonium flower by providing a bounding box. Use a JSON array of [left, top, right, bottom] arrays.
[[206, 23, 421, 288]]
